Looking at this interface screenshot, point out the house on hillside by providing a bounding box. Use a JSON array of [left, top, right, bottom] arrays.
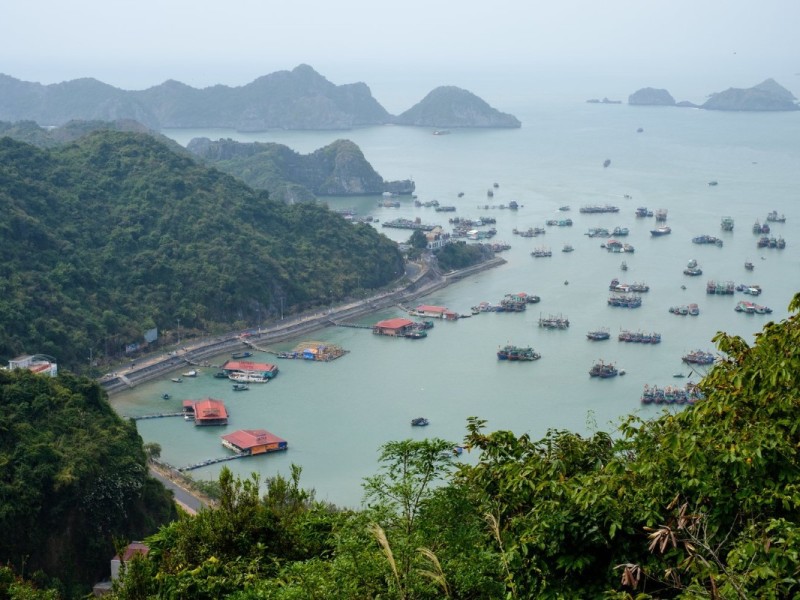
[[6, 354, 58, 376], [93, 542, 150, 596]]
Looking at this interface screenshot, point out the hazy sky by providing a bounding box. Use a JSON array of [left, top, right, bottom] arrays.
[[3, 0, 798, 110]]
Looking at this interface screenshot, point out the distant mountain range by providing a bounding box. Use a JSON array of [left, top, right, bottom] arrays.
[[627, 79, 799, 111], [0, 64, 521, 130]]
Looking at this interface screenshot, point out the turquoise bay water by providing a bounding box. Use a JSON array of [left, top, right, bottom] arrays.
[[113, 98, 800, 508]]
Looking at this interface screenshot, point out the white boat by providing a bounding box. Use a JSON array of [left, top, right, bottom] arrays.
[[228, 372, 270, 383], [182, 369, 198, 377]]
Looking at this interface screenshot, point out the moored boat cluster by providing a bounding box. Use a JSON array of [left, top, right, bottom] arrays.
[[641, 383, 704, 405]]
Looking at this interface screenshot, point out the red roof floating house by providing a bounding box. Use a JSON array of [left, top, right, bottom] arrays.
[[182, 398, 228, 426], [221, 429, 288, 455], [221, 360, 279, 380], [373, 317, 415, 336], [414, 305, 459, 320]]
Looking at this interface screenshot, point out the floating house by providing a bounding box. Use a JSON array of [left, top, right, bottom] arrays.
[[221, 429, 288, 455], [221, 360, 279, 380], [373, 318, 415, 337], [182, 398, 228, 426], [414, 304, 458, 320], [6, 354, 58, 377]]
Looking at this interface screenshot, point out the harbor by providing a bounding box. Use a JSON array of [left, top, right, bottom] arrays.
[[113, 98, 800, 509]]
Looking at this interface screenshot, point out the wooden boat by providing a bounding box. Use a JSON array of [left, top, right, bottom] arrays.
[[170, 377, 183, 383], [161, 393, 171, 400]]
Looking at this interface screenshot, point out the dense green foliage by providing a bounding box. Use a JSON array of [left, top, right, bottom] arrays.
[[0, 370, 176, 596], [0, 131, 403, 370], [99, 293, 800, 598], [433, 241, 494, 271], [187, 138, 413, 203]]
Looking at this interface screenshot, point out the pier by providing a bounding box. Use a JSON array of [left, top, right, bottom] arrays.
[[128, 412, 184, 420], [332, 321, 372, 329], [178, 453, 250, 472]]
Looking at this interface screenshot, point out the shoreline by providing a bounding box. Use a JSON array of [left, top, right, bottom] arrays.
[[102, 256, 506, 396]]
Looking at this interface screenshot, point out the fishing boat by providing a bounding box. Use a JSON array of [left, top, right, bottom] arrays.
[[586, 328, 610, 341], [620, 260, 628, 271], [650, 226, 671, 236], [531, 247, 552, 257], [411, 417, 429, 426], [744, 260, 754, 271], [161, 393, 171, 400], [231, 351, 253, 359], [721, 216, 734, 231], [232, 383, 249, 391], [589, 360, 618, 378], [496, 345, 541, 361], [684, 258, 702, 276], [635, 207, 653, 217], [213, 371, 229, 379], [558, 205, 571, 211], [562, 244, 574, 253], [612, 226, 629, 236], [170, 377, 183, 383], [766, 211, 786, 223], [682, 350, 715, 365], [538, 314, 570, 329], [182, 369, 198, 377]]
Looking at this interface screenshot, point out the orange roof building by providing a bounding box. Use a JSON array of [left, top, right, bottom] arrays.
[[221, 429, 287, 455], [182, 398, 228, 426], [373, 317, 414, 336]]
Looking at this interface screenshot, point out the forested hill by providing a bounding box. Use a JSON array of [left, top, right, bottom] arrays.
[[0, 369, 177, 593], [187, 137, 415, 202], [0, 131, 403, 370]]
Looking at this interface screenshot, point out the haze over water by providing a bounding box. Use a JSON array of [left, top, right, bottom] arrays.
[[112, 88, 800, 508]]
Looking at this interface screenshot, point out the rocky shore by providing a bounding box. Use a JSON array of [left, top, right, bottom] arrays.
[[102, 256, 506, 395]]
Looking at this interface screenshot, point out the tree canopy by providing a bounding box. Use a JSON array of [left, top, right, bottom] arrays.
[[0, 131, 403, 370]]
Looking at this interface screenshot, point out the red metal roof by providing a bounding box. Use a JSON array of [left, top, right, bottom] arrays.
[[416, 304, 446, 313], [193, 398, 228, 420], [374, 317, 414, 330], [222, 360, 278, 371], [222, 429, 286, 450], [113, 542, 149, 561]]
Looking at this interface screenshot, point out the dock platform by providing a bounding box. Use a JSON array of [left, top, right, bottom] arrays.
[[178, 453, 250, 472]]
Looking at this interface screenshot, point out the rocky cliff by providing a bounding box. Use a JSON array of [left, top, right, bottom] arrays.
[[187, 137, 414, 202], [628, 88, 676, 106], [393, 86, 521, 128], [701, 78, 799, 111]]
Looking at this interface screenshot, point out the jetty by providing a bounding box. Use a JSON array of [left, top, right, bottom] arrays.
[[178, 453, 251, 472], [128, 412, 184, 421]]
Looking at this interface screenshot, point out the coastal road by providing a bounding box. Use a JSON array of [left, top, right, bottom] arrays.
[[149, 467, 209, 515]]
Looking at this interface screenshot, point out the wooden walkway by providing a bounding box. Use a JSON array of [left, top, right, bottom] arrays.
[[178, 452, 250, 472], [128, 412, 184, 421], [332, 321, 372, 329], [241, 339, 278, 355]]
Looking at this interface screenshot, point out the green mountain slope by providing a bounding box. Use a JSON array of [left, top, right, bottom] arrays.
[[0, 131, 403, 370], [187, 137, 415, 202]]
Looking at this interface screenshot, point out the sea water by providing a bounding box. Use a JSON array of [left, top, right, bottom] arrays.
[[113, 93, 800, 508]]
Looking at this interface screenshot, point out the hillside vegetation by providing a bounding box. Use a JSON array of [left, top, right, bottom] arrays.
[[0, 131, 403, 371], [187, 138, 414, 203], [0, 369, 176, 595]]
